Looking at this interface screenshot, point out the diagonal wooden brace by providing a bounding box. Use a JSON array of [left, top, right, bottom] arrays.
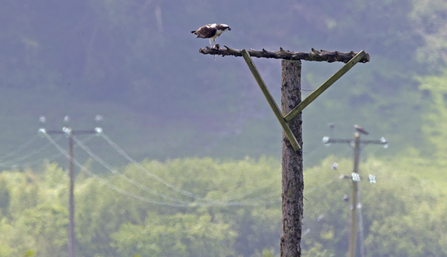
[[284, 50, 367, 122], [241, 49, 301, 151]]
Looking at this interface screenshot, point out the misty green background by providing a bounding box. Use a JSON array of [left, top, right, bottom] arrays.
[[1, 0, 447, 256]]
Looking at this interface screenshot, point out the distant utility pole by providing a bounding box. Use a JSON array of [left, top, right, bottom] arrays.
[[38, 116, 101, 257], [322, 125, 388, 257], [199, 46, 369, 256]]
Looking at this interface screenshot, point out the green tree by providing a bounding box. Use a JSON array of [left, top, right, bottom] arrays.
[[301, 157, 447, 256], [74, 157, 281, 256], [417, 70, 447, 164], [409, 0, 447, 71], [111, 212, 237, 257]]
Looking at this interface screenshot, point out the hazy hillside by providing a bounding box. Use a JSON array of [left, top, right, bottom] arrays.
[[0, 0, 445, 167]]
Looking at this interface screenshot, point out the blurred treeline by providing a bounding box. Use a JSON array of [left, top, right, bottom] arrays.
[[0, 157, 445, 256]]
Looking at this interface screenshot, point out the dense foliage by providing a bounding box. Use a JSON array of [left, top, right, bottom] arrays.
[[0, 157, 445, 256], [301, 158, 447, 257], [0, 158, 282, 257]]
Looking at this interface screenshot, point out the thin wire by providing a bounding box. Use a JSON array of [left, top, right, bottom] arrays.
[[304, 176, 338, 195], [100, 133, 348, 206], [3, 152, 65, 168], [238, 190, 280, 202], [99, 133, 287, 205], [43, 133, 194, 207], [239, 176, 342, 205], [72, 135, 193, 204], [238, 175, 342, 202], [0, 135, 96, 168], [364, 143, 384, 157], [0, 135, 39, 161], [0, 135, 63, 167], [221, 179, 278, 202], [99, 133, 232, 203], [44, 133, 280, 207]]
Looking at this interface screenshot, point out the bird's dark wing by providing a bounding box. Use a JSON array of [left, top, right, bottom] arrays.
[[194, 26, 217, 38]]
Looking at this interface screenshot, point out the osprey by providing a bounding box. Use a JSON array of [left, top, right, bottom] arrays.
[[191, 23, 231, 47], [354, 124, 369, 135]]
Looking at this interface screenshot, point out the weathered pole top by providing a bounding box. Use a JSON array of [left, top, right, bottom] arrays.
[[199, 45, 370, 63]]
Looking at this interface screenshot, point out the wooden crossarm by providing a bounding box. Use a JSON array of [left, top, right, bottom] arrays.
[[199, 45, 370, 63], [240, 49, 301, 151], [284, 50, 367, 122]]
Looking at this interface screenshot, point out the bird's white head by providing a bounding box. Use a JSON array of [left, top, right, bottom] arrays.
[[215, 24, 231, 35]]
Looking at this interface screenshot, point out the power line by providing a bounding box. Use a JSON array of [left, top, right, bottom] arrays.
[[92, 133, 257, 204], [99, 133, 241, 203], [304, 176, 338, 195], [98, 133, 293, 206], [72, 135, 195, 205], [0, 135, 97, 168], [43, 132, 283, 207], [0, 135, 39, 161], [42, 133, 195, 207], [219, 179, 278, 202], [4, 131, 336, 208], [0, 135, 62, 167]]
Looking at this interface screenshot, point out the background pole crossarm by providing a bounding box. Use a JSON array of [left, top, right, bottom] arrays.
[[284, 50, 367, 122], [360, 140, 387, 144], [46, 130, 97, 135], [327, 139, 353, 144], [45, 131, 66, 134], [326, 138, 387, 145], [241, 49, 300, 151], [73, 130, 97, 135]]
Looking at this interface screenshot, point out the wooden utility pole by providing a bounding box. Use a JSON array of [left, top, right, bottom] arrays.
[[68, 130, 75, 257], [280, 60, 303, 256], [199, 45, 369, 257], [323, 127, 387, 257], [42, 126, 99, 257], [348, 133, 360, 257]]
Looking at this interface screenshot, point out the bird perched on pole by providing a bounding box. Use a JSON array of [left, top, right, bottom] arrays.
[[354, 124, 369, 135], [191, 23, 231, 48], [328, 123, 334, 137]]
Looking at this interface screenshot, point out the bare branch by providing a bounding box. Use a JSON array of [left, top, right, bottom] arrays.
[[198, 45, 370, 63]]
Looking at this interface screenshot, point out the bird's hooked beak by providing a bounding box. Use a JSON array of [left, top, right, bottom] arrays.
[[227, 27, 231, 31]]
